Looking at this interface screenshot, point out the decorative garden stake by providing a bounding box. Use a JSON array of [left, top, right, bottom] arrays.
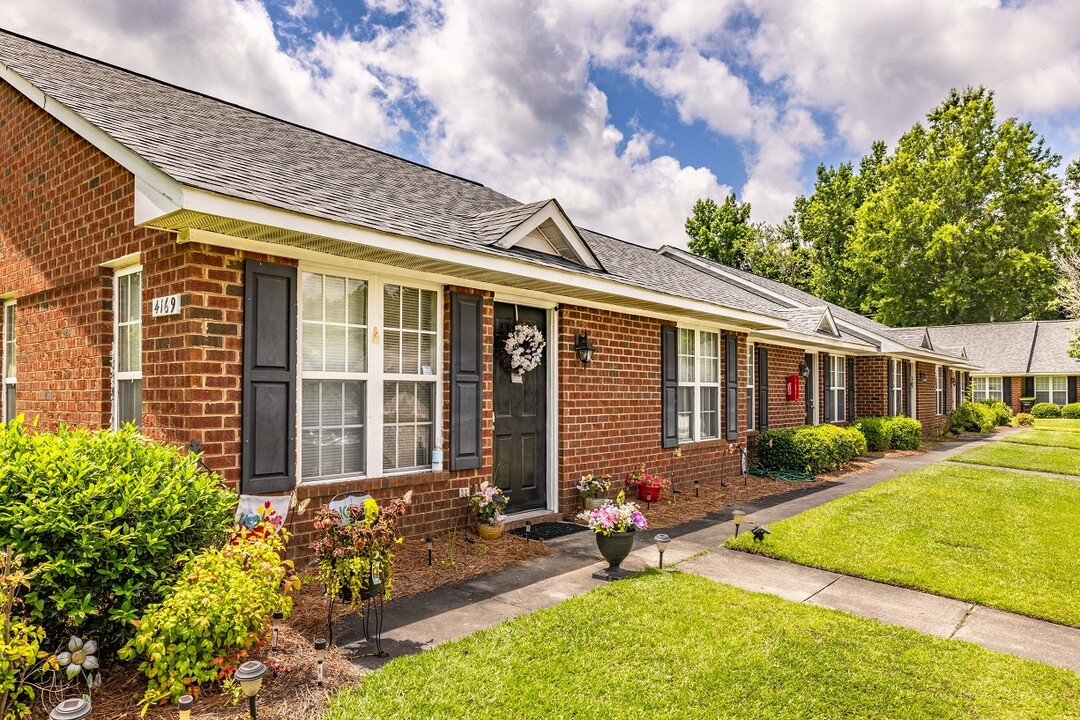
[[654, 533, 670, 569], [694, 479, 699, 497], [524, 519, 532, 541], [314, 638, 327, 686], [425, 535, 434, 567], [751, 525, 771, 542], [178, 695, 193, 720], [234, 660, 267, 720], [271, 610, 283, 650], [49, 698, 92, 720], [732, 510, 746, 537]]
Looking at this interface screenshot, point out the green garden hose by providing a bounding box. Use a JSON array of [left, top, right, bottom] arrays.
[[748, 466, 817, 483]]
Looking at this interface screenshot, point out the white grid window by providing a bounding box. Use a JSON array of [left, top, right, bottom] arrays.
[[892, 361, 904, 416], [747, 341, 755, 431], [114, 267, 142, 429], [828, 354, 846, 421], [677, 328, 720, 442], [2, 302, 14, 423], [1034, 376, 1067, 406], [936, 366, 946, 414], [972, 376, 1003, 402], [299, 273, 440, 482]]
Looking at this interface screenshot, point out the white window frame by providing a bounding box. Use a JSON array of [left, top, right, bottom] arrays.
[[828, 354, 846, 421], [936, 365, 946, 415], [1034, 376, 1067, 406], [891, 361, 904, 416], [676, 326, 721, 443], [746, 341, 755, 431], [2, 300, 14, 423], [298, 265, 443, 483], [972, 376, 1003, 403], [112, 265, 142, 429]]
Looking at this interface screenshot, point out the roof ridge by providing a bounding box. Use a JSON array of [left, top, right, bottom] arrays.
[[0, 26, 488, 189], [1027, 321, 1040, 373]]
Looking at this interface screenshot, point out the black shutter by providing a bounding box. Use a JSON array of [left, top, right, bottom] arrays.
[[846, 357, 856, 421], [242, 260, 297, 494], [661, 325, 678, 449], [902, 360, 911, 416], [757, 346, 769, 431], [887, 360, 895, 416], [1069, 377, 1078, 404], [450, 292, 483, 470], [1023, 376, 1035, 398], [1003, 376, 1012, 407], [725, 333, 739, 440], [823, 355, 833, 422]]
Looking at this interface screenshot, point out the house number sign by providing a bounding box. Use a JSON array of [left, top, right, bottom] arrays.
[[151, 294, 182, 317]]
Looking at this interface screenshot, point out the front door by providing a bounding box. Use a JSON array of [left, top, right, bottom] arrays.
[[804, 353, 816, 424], [493, 303, 547, 513]]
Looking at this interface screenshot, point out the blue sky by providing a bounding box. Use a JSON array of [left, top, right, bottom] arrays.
[[3, 0, 1079, 247]]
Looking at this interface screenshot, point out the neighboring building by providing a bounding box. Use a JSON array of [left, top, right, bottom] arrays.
[[0, 30, 976, 544], [925, 320, 1080, 412]]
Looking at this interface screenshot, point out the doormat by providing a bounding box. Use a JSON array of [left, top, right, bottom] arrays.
[[509, 522, 588, 541]]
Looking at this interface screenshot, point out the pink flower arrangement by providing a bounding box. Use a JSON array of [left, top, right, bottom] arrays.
[[576, 491, 647, 536], [626, 463, 671, 490], [470, 481, 509, 525]]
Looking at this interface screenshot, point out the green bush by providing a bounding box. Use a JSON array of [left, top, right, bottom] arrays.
[[1062, 403, 1080, 419], [950, 401, 997, 434], [119, 526, 295, 705], [0, 420, 238, 645], [1031, 402, 1062, 418], [977, 398, 1014, 426], [1014, 413, 1035, 427], [852, 417, 888, 452], [0, 553, 46, 720], [758, 424, 867, 475], [885, 416, 923, 450]]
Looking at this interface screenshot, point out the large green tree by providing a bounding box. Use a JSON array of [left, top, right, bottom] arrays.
[[685, 194, 754, 269], [851, 87, 1066, 325]]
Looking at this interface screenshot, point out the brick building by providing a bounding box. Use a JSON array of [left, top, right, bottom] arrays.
[[0, 30, 979, 545]]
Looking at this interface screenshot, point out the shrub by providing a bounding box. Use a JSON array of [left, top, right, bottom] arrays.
[[0, 551, 47, 720], [1014, 413, 1035, 427], [950, 401, 997, 434], [0, 420, 238, 645], [757, 424, 866, 475], [1062, 403, 1080, 419], [885, 416, 923, 450], [1031, 402, 1062, 418], [853, 417, 888, 452], [119, 524, 297, 705], [977, 398, 1014, 426]]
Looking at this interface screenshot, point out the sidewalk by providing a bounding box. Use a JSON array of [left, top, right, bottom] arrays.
[[337, 431, 1080, 675]]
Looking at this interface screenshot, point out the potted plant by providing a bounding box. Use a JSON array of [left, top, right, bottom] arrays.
[[626, 463, 671, 503], [470, 481, 509, 541], [576, 472, 612, 511], [577, 491, 647, 580], [310, 491, 412, 611]]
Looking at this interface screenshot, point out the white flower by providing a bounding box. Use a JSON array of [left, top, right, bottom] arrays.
[[57, 636, 99, 680]]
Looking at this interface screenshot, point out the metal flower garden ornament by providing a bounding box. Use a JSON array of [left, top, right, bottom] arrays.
[[500, 322, 546, 380]]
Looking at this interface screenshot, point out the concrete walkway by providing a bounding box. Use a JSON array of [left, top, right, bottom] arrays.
[[338, 431, 1080, 675]]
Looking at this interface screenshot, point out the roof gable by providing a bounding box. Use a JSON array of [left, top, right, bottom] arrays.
[[486, 200, 602, 271]]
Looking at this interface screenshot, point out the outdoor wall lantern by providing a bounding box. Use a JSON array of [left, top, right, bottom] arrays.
[[732, 510, 746, 537], [573, 332, 595, 366], [178, 694, 194, 720], [234, 660, 268, 719], [314, 638, 328, 686], [654, 533, 671, 568], [918, 371, 928, 383], [798, 361, 810, 379], [751, 525, 771, 542], [271, 610, 283, 650], [49, 699, 92, 720]]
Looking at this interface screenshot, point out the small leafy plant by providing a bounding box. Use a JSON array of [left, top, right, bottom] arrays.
[[575, 473, 611, 498], [757, 424, 867, 475], [1030, 402, 1062, 419], [576, 491, 647, 535], [950, 401, 997, 433], [0, 550, 52, 720], [625, 464, 671, 490], [1013, 412, 1036, 426], [1061, 403, 1080, 419], [469, 482, 508, 526]]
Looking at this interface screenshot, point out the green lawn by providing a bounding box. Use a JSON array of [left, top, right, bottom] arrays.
[[949, 441, 1080, 476], [325, 572, 1080, 720], [725, 463, 1080, 627], [1004, 428, 1080, 450], [1034, 418, 1080, 431]]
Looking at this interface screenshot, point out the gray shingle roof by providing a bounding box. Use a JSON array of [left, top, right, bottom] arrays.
[[1028, 321, 1080, 374], [888, 327, 931, 349], [462, 201, 553, 244], [926, 322, 1048, 374]]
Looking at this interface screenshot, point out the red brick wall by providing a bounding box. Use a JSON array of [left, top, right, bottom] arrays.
[[757, 343, 805, 429], [854, 356, 888, 418], [914, 361, 948, 435]]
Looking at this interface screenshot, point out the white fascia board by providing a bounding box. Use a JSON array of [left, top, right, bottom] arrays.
[[0, 62, 183, 223], [751, 329, 875, 354], [660, 248, 801, 308], [494, 200, 602, 271]]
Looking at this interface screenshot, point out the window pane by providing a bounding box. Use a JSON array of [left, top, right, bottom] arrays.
[[127, 323, 141, 372], [699, 332, 718, 384], [677, 329, 695, 382], [301, 379, 365, 480], [677, 386, 694, 440], [3, 385, 13, 423], [302, 273, 368, 375], [302, 272, 323, 319], [383, 381, 433, 471], [3, 305, 15, 379], [117, 379, 141, 428], [747, 344, 754, 388], [324, 275, 346, 324], [324, 325, 346, 372], [700, 387, 718, 439]]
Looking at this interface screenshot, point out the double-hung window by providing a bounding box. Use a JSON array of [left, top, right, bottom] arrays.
[[746, 341, 755, 431], [972, 376, 1002, 402], [2, 301, 14, 422], [1034, 376, 1067, 406], [891, 361, 904, 416], [936, 366, 946, 414], [828, 354, 846, 421], [113, 267, 142, 429], [677, 328, 720, 442], [300, 271, 439, 482]]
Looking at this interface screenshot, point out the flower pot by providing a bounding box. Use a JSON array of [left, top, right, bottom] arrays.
[[583, 496, 606, 511], [476, 519, 505, 541], [594, 530, 635, 580], [638, 484, 661, 503]]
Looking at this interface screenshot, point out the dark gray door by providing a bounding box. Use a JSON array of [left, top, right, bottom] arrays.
[[493, 303, 547, 513], [804, 352, 815, 425]]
